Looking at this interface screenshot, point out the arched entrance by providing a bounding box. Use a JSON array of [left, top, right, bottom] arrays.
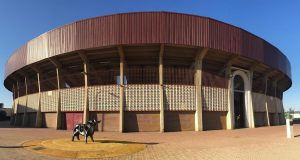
[[233, 75, 245, 128], [227, 69, 255, 129]]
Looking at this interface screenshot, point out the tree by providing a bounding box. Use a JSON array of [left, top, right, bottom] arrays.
[[285, 107, 294, 119]]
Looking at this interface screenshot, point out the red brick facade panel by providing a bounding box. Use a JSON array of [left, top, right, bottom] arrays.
[[64, 112, 83, 130], [124, 111, 160, 132], [254, 112, 267, 127], [164, 111, 195, 131], [26, 112, 37, 127], [42, 112, 57, 128], [90, 112, 119, 132], [203, 111, 227, 130]]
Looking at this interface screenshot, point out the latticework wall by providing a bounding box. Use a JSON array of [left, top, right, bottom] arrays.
[[27, 93, 39, 112], [267, 96, 276, 113], [252, 92, 266, 112], [61, 87, 84, 111], [17, 96, 27, 113], [164, 85, 195, 111], [13, 85, 284, 116], [88, 85, 120, 111], [41, 90, 58, 112], [125, 84, 160, 111], [202, 86, 228, 111]]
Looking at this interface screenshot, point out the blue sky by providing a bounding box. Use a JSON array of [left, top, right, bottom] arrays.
[[0, 0, 299, 110]]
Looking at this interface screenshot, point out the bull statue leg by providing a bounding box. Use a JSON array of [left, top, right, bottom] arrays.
[[85, 135, 88, 144], [72, 132, 79, 141], [90, 135, 94, 142], [85, 130, 88, 144]]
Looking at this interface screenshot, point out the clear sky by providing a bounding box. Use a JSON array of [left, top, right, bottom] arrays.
[[0, 0, 299, 110]]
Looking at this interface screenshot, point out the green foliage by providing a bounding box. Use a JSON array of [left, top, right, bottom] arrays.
[[285, 107, 294, 120], [285, 113, 293, 119]]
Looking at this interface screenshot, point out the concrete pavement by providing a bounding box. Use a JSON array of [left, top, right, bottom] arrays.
[[1, 121, 300, 160]]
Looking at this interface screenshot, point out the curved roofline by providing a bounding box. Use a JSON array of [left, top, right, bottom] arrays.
[[4, 11, 292, 90], [6, 11, 290, 64]]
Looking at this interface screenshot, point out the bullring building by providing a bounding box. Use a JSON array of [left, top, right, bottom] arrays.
[[4, 12, 291, 132]]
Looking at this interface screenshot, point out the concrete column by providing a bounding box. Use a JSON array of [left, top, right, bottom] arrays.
[[78, 51, 90, 123], [159, 44, 164, 132], [83, 62, 89, 123], [14, 81, 20, 125], [10, 85, 15, 125], [273, 81, 279, 125], [226, 65, 233, 129], [248, 70, 255, 128], [22, 76, 28, 126], [194, 48, 208, 131], [118, 46, 125, 132], [264, 78, 270, 126], [35, 72, 42, 127], [56, 68, 62, 129]]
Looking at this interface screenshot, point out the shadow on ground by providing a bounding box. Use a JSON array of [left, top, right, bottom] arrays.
[[0, 145, 34, 148], [95, 139, 158, 145], [294, 134, 300, 138]]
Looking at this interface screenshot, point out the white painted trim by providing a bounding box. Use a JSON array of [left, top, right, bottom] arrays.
[[229, 70, 255, 128]]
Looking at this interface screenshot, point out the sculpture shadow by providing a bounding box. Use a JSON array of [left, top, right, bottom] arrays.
[[95, 139, 158, 145], [294, 135, 300, 138], [0, 145, 34, 148]]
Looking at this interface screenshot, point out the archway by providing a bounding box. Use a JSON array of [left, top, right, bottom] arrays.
[[228, 70, 255, 129], [233, 75, 245, 128]]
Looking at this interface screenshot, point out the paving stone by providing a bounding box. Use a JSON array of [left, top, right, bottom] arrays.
[[1, 121, 300, 160]]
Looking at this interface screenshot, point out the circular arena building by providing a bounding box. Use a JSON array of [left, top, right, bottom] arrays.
[[4, 12, 291, 132]]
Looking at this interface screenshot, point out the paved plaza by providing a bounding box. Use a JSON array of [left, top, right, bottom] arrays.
[[1, 121, 300, 160]]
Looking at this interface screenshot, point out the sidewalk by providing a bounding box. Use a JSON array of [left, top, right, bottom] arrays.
[[0, 123, 300, 160]]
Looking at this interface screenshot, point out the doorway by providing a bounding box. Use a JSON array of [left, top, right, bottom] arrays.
[[227, 69, 255, 129], [233, 75, 245, 128]]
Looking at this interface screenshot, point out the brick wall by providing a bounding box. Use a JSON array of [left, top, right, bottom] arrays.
[[124, 111, 160, 132], [203, 111, 227, 130], [164, 111, 195, 131], [90, 112, 119, 132]]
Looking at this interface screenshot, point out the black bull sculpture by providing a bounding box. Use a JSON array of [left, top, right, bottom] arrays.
[[72, 119, 101, 143]]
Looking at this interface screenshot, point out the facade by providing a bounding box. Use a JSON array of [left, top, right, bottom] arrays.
[[4, 12, 291, 132]]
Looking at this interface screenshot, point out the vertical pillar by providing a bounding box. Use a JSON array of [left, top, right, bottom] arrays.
[[83, 62, 89, 123], [10, 85, 15, 125], [264, 78, 270, 126], [22, 76, 28, 126], [118, 46, 125, 132], [159, 44, 164, 132], [14, 81, 20, 125], [194, 48, 208, 131], [273, 81, 279, 125], [226, 65, 233, 129], [56, 68, 62, 129], [248, 70, 255, 128], [35, 72, 42, 127]]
